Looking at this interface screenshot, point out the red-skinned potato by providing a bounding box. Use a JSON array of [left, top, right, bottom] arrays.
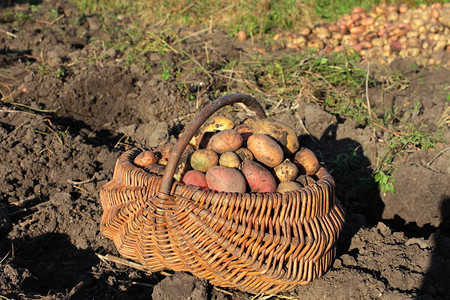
[[247, 133, 284, 168], [205, 166, 247, 193], [207, 129, 243, 154], [242, 160, 277, 193], [182, 170, 208, 189]]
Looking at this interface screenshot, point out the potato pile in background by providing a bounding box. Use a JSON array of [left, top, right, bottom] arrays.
[[134, 116, 322, 194], [272, 2, 449, 66]]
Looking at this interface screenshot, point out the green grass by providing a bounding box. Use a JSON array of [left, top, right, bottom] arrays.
[[242, 49, 368, 118]]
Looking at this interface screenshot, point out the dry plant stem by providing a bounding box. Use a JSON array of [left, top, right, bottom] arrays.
[[365, 62, 372, 119], [427, 147, 450, 166], [372, 121, 405, 136], [214, 286, 233, 295], [295, 112, 320, 147], [1, 121, 27, 141], [96, 253, 152, 274], [0, 28, 17, 38], [67, 178, 95, 185], [62, 281, 84, 300]]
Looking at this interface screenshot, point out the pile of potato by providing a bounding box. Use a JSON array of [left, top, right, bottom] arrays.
[[271, 2, 449, 66], [134, 116, 321, 194]]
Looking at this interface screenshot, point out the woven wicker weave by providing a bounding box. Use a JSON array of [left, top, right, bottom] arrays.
[[99, 94, 345, 294]]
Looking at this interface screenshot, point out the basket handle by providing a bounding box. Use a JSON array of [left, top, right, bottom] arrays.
[[159, 93, 267, 195]]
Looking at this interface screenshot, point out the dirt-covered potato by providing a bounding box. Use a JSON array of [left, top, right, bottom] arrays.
[[274, 159, 299, 182], [202, 116, 235, 132], [277, 181, 303, 193], [247, 133, 284, 168], [235, 148, 254, 162], [134, 150, 158, 167]]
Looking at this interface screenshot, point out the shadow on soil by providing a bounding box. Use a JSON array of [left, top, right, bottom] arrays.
[[0, 0, 42, 8], [420, 198, 450, 299], [300, 123, 384, 255], [4, 233, 98, 296]]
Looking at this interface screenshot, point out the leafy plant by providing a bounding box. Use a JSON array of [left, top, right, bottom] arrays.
[[161, 59, 171, 81], [374, 170, 395, 194]]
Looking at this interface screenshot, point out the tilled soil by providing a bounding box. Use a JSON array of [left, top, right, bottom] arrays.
[[1, 1, 449, 300]]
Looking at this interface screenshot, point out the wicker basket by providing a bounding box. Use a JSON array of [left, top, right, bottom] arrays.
[[99, 93, 345, 294]]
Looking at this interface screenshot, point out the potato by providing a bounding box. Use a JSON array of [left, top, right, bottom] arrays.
[[274, 159, 299, 182], [206, 166, 247, 193], [190, 149, 218, 172], [207, 129, 243, 154], [219, 152, 241, 168], [277, 181, 303, 193], [134, 150, 158, 167], [247, 133, 284, 168], [294, 148, 319, 176], [203, 116, 235, 132], [242, 160, 277, 193], [235, 148, 254, 162], [243, 117, 257, 124], [234, 123, 254, 142], [252, 119, 299, 156], [182, 170, 208, 189]]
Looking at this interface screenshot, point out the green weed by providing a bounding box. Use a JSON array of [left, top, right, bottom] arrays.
[[374, 125, 442, 194], [161, 59, 171, 81], [374, 170, 395, 194], [54, 68, 66, 78]]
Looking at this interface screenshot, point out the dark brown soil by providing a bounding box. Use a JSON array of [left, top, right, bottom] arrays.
[[1, 1, 449, 300]]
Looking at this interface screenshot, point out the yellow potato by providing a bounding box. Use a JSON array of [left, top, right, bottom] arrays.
[[219, 152, 241, 168], [203, 116, 235, 132]]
